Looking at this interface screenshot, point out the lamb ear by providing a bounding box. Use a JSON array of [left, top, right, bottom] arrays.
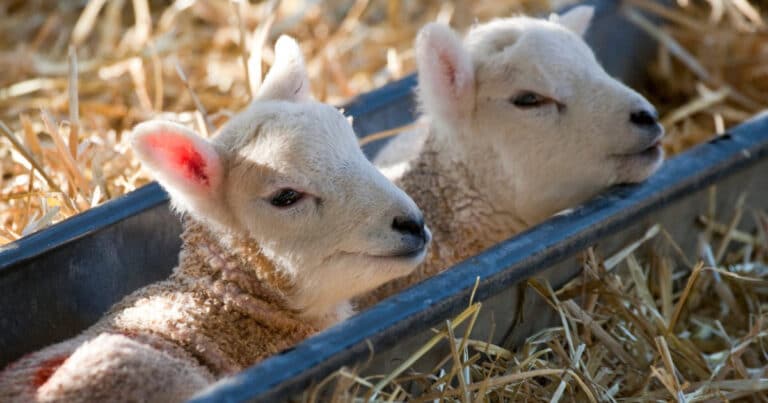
[[131, 120, 223, 210], [257, 35, 311, 102], [557, 5, 594, 37], [416, 23, 474, 124]]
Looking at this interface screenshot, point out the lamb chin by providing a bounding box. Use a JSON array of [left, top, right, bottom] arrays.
[[619, 145, 665, 182], [380, 247, 428, 274], [633, 145, 662, 165]]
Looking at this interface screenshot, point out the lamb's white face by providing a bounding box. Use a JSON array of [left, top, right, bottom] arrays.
[[132, 36, 429, 316], [219, 101, 429, 311], [417, 6, 664, 224]]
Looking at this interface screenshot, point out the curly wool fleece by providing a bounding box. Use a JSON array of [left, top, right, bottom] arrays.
[[0, 219, 315, 403]]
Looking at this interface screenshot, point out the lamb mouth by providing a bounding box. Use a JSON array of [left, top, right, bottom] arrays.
[[635, 141, 662, 157], [370, 228, 432, 260], [340, 246, 427, 262], [391, 248, 427, 259], [355, 244, 427, 262], [372, 246, 427, 260], [615, 139, 663, 160]]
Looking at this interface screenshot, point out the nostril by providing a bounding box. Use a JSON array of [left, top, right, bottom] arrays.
[[392, 215, 425, 239], [630, 109, 659, 127]]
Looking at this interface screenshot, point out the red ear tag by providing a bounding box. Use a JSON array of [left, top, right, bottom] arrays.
[[146, 132, 210, 186]]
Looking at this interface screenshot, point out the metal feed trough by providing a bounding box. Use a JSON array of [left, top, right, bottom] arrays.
[[1, 0, 766, 401]]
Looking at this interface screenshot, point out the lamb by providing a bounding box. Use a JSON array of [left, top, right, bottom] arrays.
[[358, 6, 665, 308], [0, 35, 430, 403]]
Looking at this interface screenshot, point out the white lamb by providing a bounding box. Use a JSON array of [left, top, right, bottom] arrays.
[[0, 36, 429, 402], [359, 6, 665, 307]]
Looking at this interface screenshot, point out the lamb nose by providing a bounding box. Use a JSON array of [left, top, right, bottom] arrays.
[[629, 108, 659, 127], [392, 215, 426, 240]]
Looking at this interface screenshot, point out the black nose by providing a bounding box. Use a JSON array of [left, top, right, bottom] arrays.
[[392, 215, 426, 240], [630, 108, 659, 127]]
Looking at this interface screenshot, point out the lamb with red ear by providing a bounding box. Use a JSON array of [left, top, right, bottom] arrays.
[[0, 35, 430, 403]]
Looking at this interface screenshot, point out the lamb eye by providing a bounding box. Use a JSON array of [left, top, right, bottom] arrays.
[[511, 91, 547, 108], [269, 189, 304, 207]]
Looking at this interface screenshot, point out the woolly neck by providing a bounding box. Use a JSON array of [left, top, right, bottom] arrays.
[[175, 218, 314, 327], [179, 217, 354, 332], [398, 130, 529, 251], [181, 218, 292, 291]]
